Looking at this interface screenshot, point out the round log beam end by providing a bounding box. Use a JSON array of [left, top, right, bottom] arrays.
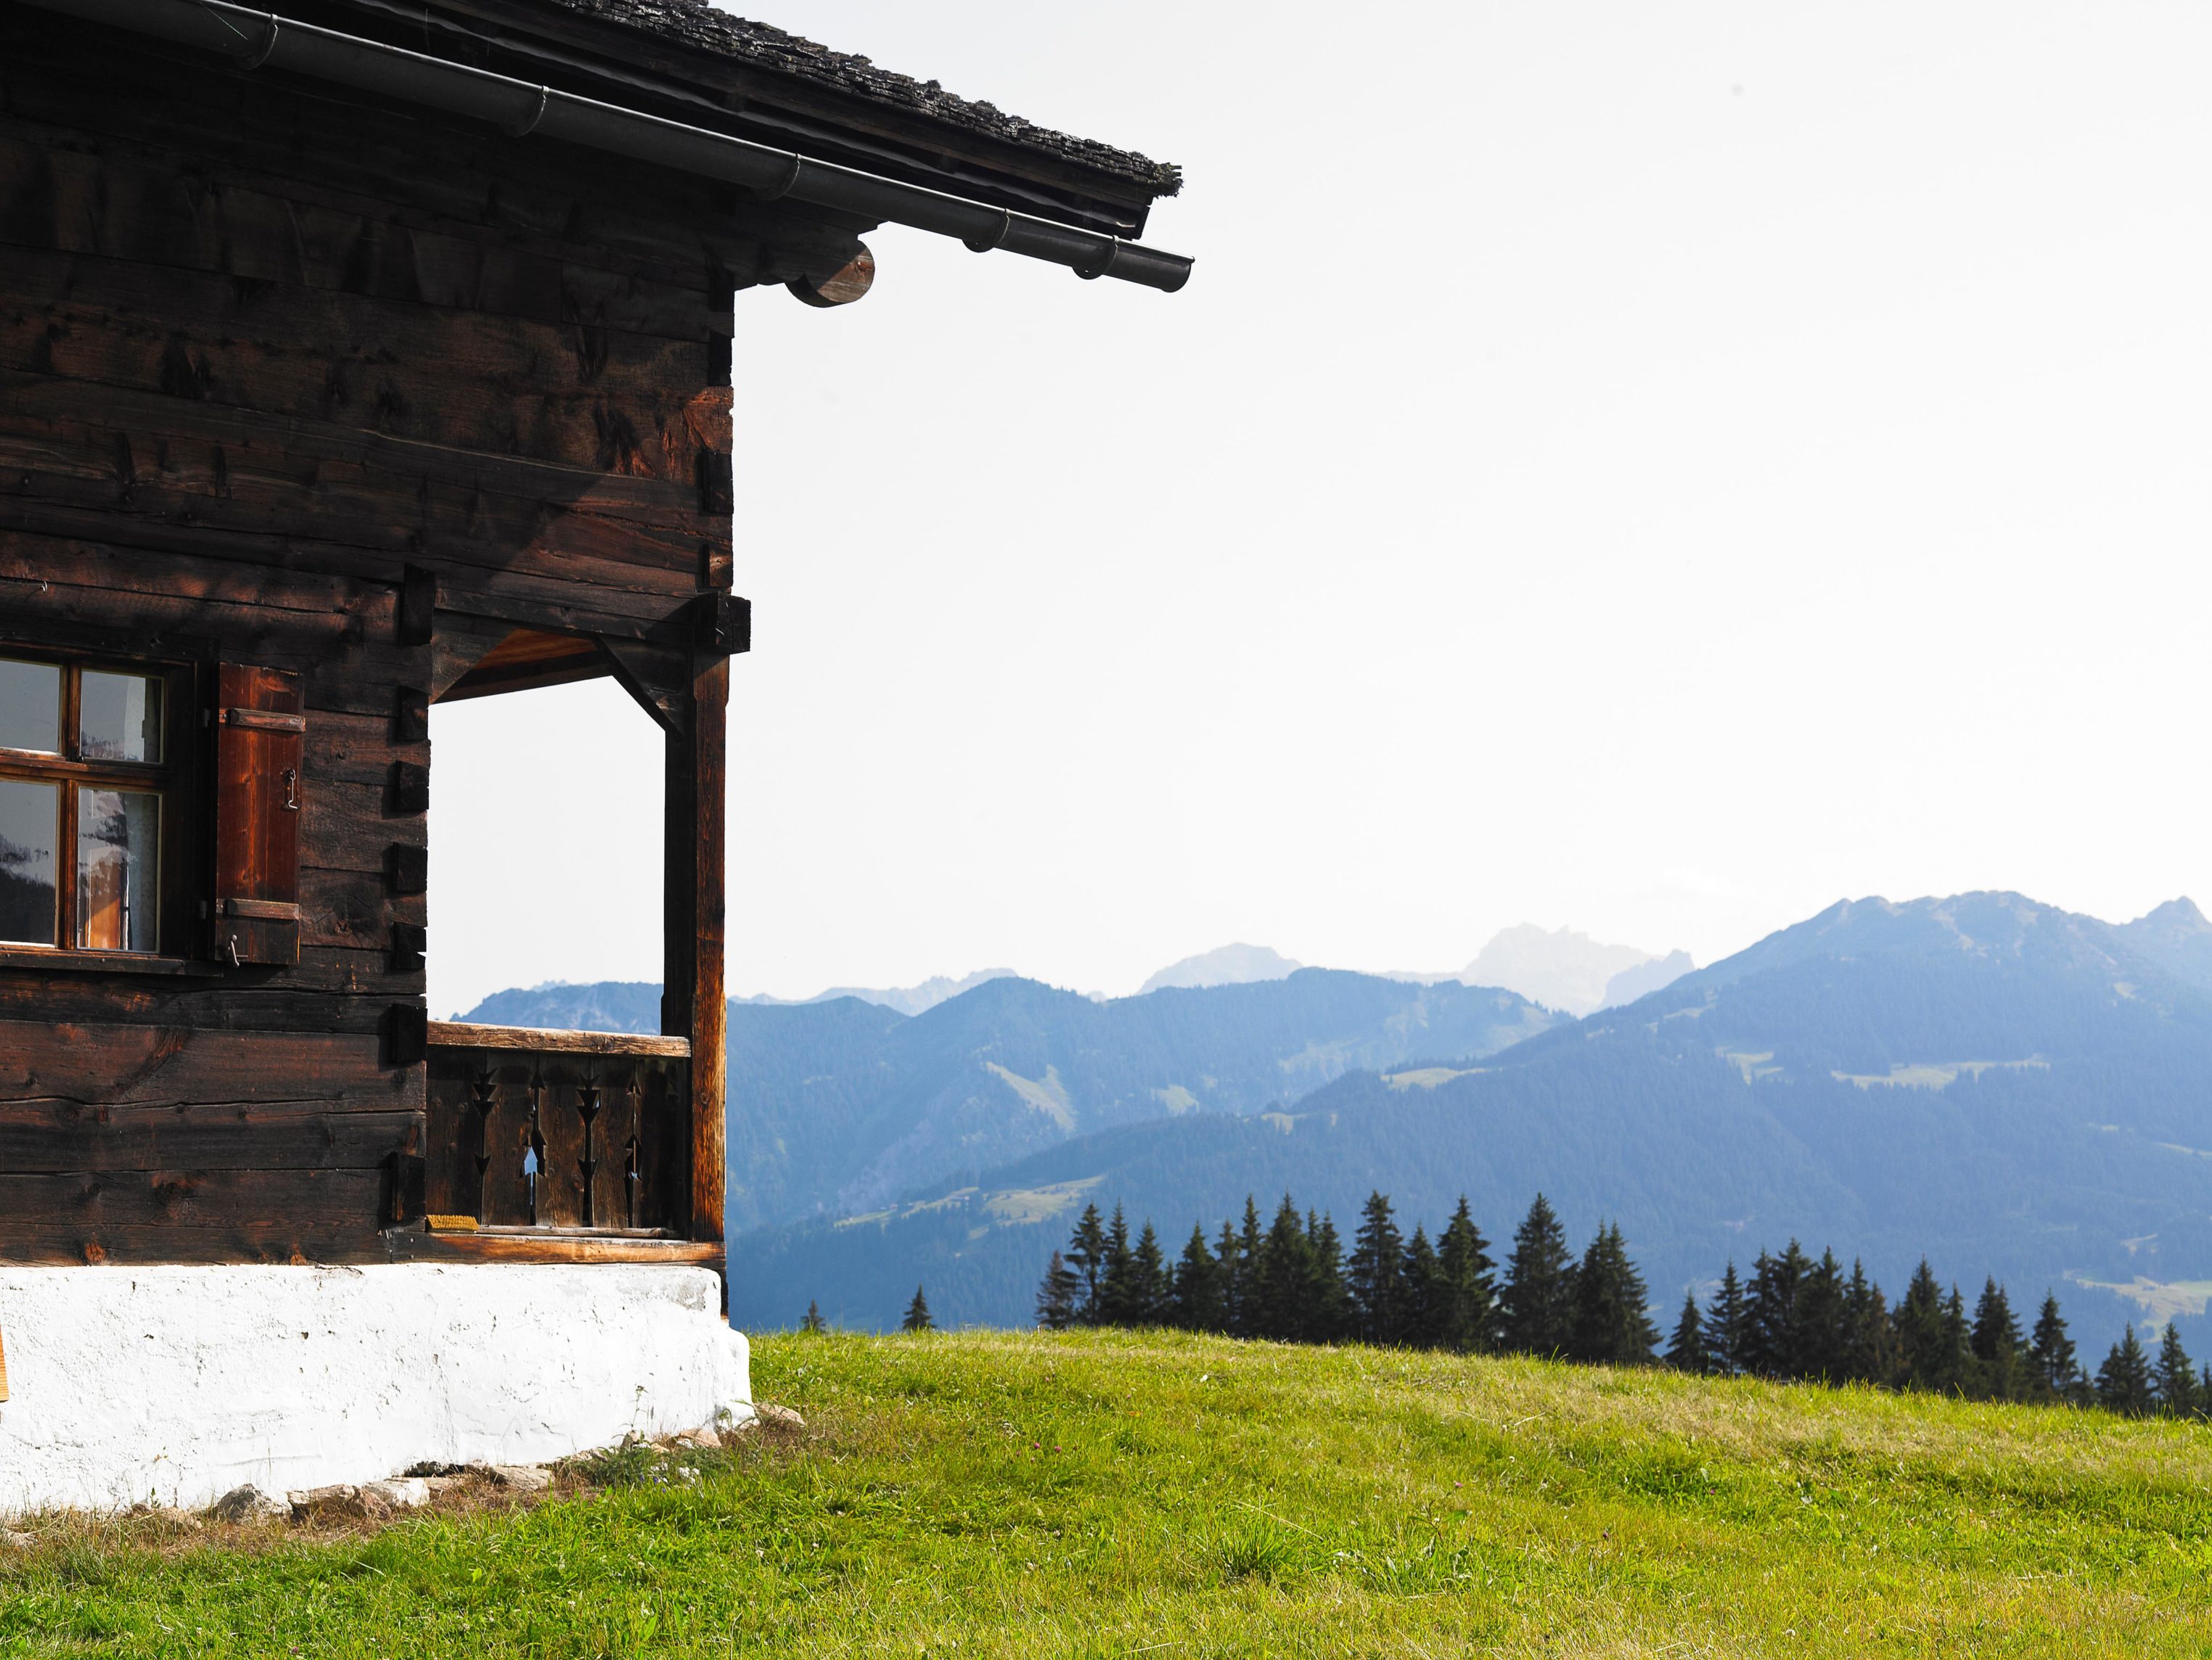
[[788, 247, 876, 308]]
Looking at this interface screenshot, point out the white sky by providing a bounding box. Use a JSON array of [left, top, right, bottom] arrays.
[[428, 1, 2212, 1016]]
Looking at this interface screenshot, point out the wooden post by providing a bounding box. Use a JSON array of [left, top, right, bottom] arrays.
[[665, 656, 728, 1252]]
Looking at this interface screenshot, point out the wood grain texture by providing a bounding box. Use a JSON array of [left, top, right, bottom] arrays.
[[687, 657, 729, 1246], [426, 1022, 691, 1059], [0, 1168, 389, 1264], [0, 243, 729, 486], [0, 1022, 413, 1109], [0, 370, 727, 625], [0, 1100, 421, 1173], [382, 1229, 724, 1266], [213, 664, 306, 965]]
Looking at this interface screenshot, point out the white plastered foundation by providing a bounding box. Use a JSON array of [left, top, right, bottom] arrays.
[[0, 1263, 751, 1516]]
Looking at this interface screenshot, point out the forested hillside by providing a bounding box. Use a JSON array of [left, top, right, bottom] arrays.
[[467, 970, 1560, 1230], [731, 893, 2212, 1352]]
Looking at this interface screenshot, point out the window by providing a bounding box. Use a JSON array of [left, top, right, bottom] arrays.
[[0, 656, 177, 956]]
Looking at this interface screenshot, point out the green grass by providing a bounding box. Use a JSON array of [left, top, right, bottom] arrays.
[[4, 1328, 2211, 1656]]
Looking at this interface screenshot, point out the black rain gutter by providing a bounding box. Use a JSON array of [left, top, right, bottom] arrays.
[[14, 0, 1195, 295]]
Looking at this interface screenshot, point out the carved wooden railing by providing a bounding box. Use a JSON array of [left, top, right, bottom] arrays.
[[419, 1023, 692, 1245]]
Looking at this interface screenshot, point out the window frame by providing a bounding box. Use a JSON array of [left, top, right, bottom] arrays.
[[0, 649, 198, 962]]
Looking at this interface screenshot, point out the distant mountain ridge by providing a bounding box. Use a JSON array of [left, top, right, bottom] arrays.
[[729, 892, 2212, 1355], [1139, 944, 1304, 995], [464, 969, 1563, 1230], [739, 968, 1020, 1018], [1377, 928, 1695, 1014]]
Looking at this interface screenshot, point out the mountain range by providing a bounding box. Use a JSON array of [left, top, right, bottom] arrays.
[[465, 892, 2212, 1357], [737, 894, 2212, 1349], [1144, 929, 1697, 1015], [469, 969, 1563, 1230], [471, 924, 1694, 1027]]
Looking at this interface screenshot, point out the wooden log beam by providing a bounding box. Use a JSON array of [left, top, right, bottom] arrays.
[[0, 1168, 388, 1265], [425, 1021, 689, 1059], [663, 657, 728, 1252], [382, 1229, 724, 1267], [788, 246, 874, 308], [0, 1101, 422, 1172], [0, 1022, 412, 1108]]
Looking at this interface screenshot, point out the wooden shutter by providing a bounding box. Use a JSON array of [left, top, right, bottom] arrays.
[[213, 664, 305, 966]]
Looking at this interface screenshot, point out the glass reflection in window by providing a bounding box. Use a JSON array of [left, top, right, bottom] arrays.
[[78, 787, 160, 953], [79, 672, 163, 763], [0, 778, 58, 945], [0, 660, 61, 755]]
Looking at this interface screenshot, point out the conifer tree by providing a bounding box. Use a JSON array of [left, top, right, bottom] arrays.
[[1742, 1242, 1809, 1378], [801, 1299, 827, 1334], [1567, 1222, 1658, 1366], [1400, 1225, 1443, 1349], [1793, 1249, 1848, 1383], [901, 1285, 933, 1332], [1708, 1262, 1747, 1376], [1255, 1194, 1315, 1340], [1841, 1260, 1892, 1384], [1097, 1204, 1137, 1325], [1666, 1291, 1707, 1373], [1970, 1279, 2025, 1401], [1894, 1260, 1949, 1390], [2097, 1326, 2155, 1415], [1934, 1286, 1973, 1395], [1348, 1191, 1407, 1345], [1171, 1222, 1227, 1332], [1215, 1216, 1246, 1335], [1499, 1193, 1576, 1356], [1130, 1222, 1172, 1326], [1234, 1198, 1266, 1339], [2153, 1323, 2197, 1418], [2028, 1292, 2078, 1400], [1035, 1252, 1079, 1331], [1066, 1204, 1108, 1326], [1306, 1211, 1354, 1343], [1434, 1197, 1498, 1354]]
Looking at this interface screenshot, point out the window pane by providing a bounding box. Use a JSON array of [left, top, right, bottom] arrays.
[[78, 787, 160, 953], [0, 659, 61, 754], [80, 671, 164, 764], [0, 778, 58, 945]]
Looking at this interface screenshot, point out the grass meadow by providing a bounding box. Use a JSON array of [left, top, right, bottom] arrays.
[[2, 1327, 2208, 1656]]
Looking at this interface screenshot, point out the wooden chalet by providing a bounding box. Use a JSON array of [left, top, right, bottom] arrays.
[[0, 0, 1183, 1481]]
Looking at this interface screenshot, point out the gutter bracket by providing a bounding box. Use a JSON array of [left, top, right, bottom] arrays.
[[233, 8, 278, 68], [962, 209, 1014, 254], [743, 152, 803, 202], [1073, 239, 1123, 282], [501, 83, 550, 138]]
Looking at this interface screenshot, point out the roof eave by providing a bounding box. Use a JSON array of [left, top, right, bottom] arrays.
[[308, 0, 1178, 239]]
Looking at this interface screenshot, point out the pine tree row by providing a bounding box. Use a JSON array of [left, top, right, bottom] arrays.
[[1666, 1244, 2212, 1416], [1036, 1192, 2212, 1421], [1036, 1191, 1656, 1363]]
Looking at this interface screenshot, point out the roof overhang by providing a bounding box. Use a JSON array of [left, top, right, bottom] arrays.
[[17, 0, 1194, 293]]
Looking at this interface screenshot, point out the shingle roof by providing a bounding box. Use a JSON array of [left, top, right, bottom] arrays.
[[538, 0, 1181, 197]]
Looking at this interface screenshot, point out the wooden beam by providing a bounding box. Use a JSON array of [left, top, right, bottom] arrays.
[[425, 1020, 689, 1059], [789, 247, 875, 308], [663, 657, 727, 1251], [382, 1228, 725, 1267], [436, 627, 613, 703]]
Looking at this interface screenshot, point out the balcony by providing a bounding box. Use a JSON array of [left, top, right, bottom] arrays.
[[387, 1022, 720, 1266]]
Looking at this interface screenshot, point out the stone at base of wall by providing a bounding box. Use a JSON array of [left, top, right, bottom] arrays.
[[0, 1263, 750, 1516]]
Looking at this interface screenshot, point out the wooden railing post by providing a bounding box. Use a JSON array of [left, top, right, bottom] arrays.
[[665, 657, 727, 1252]]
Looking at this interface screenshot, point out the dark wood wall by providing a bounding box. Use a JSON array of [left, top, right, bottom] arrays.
[[0, 7, 803, 1263]]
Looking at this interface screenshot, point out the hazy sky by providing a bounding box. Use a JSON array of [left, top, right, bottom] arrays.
[[430, 1, 2212, 1016]]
